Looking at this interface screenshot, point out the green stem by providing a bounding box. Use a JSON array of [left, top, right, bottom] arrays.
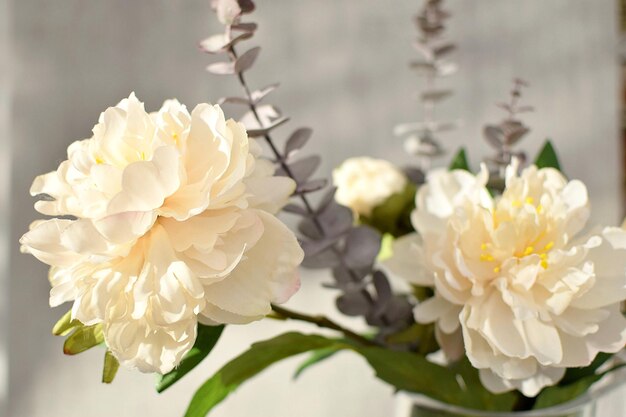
[[270, 304, 377, 347]]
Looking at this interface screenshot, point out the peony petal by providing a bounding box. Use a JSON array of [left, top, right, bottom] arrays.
[[245, 174, 296, 214], [382, 233, 433, 286], [202, 210, 303, 319], [20, 219, 86, 267], [108, 145, 182, 214], [104, 316, 197, 374]]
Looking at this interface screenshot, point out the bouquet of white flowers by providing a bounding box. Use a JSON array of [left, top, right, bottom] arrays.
[[20, 1, 626, 416]]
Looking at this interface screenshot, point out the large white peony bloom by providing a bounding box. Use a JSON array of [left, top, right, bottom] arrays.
[[332, 157, 407, 216], [20, 93, 303, 374], [384, 160, 626, 397]]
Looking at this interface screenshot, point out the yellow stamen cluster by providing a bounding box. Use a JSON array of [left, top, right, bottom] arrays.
[[480, 197, 555, 275], [480, 239, 555, 274], [511, 196, 543, 214], [480, 242, 499, 273]]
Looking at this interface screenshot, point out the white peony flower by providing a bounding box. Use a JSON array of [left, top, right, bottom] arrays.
[[332, 157, 407, 217], [384, 160, 626, 397], [20, 93, 303, 374]]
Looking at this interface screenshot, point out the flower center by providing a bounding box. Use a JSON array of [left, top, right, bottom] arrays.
[[478, 196, 556, 275]]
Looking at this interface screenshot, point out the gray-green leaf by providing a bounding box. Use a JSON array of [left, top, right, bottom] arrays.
[[157, 324, 225, 393]]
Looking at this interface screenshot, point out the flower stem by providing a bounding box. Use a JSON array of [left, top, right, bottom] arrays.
[[270, 304, 378, 347]]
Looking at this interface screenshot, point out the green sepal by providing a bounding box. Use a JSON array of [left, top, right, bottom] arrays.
[[361, 183, 416, 237], [156, 324, 225, 393], [102, 350, 120, 384], [63, 324, 104, 355], [52, 309, 81, 336]]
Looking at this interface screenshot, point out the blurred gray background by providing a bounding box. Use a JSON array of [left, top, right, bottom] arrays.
[[1, 1, 623, 416]]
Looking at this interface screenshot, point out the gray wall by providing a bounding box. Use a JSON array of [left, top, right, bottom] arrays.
[[6, 1, 622, 416], [0, 0, 10, 414]]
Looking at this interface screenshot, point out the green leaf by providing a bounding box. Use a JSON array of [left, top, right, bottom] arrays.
[[534, 365, 623, 410], [184, 332, 517, 417], [52, 309, 81, 336], [354, 347, 517, 411], [559, 352, 612, 386], [376, 233, 395, 262], [362, 183, 416, 237], [63, 324, 104, 355], [157, 324, 225, 393], [449, 148, 470, 171], [293, 346, 342, 380], [534, 140, 561, 170], [384, 322, 438, 355], [450, 358, 519, 412], [184, 333, 337, 417], [102, 350, 120, 384]]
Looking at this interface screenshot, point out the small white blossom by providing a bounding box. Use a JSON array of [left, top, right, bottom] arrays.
[[332, 157, 407, 216]]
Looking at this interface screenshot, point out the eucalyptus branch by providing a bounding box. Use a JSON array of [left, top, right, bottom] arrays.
[[203, 0, 414, 342], [227, 45, 341, 248], [483, 78, 533, 181], [395, 0, 459, 174], [227, 44, 376, 303], [270, 304, 378, 347]]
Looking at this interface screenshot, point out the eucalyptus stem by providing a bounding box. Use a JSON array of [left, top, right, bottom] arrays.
[[227, 45, 376, 304], [270, 304, 378, 347]]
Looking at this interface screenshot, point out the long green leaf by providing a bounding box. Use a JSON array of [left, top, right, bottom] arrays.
[[63, 324, 104, 355], [184, 332, 517, 417], [102, 350, 120, 384], [449, 148, 470, 171], [293, 346, 342, 380], [534, 140, 561, 170], [184, 333, 337, 417], [354, 346, 517, 411], [157, 324, 225, 393]]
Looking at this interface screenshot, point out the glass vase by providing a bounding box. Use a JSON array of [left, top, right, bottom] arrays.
[[396, 370, 626, 417]]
